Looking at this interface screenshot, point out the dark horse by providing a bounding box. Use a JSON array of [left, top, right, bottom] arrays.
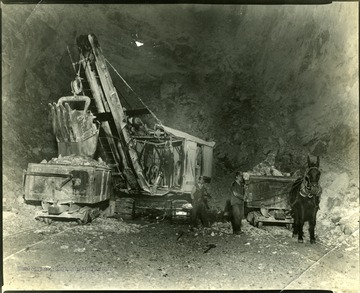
[[289, 156, 322, 243]]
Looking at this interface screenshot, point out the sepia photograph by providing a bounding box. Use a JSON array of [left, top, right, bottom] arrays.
[[2, 1, 359, 291]]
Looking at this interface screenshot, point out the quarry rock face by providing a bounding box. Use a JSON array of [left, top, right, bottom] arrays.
[[2, 3, 359, 239]]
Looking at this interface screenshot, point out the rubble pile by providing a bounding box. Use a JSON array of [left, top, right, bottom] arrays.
[[316, 208, 359, 247], [33, 223, 73, 235], [315, 171, 359, 247], [43, 154, 109, 168], [3, 208, 75, 237], [206, 222, 233, 236], [248, 152, 292, 177], [3, 211, 38, 237], [199, 221, 275, 238]]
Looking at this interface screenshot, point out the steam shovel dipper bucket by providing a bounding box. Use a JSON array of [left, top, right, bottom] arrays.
[[56, 95, 99, 158]]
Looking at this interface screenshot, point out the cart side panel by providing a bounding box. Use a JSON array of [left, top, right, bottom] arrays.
[[94, 167, 112, 202], [24, 163, 111, 204], [246, 176, 296, 209], [201, 145, 213, 180], [182, 140, 197, 192]]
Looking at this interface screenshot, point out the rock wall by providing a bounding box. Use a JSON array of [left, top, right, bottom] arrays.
[[2, 3, 359, 237]]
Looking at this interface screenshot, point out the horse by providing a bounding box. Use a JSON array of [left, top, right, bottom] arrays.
[[289, 156, 322, 243]]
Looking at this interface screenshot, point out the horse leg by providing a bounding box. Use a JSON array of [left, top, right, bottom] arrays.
[[309, 220, 316, 244], [309, 210, 318, 244], [298, 208, 305, 243], [292, 210, 299, 237]]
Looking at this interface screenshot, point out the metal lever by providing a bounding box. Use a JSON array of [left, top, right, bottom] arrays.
[[24, 172, 73, 191]]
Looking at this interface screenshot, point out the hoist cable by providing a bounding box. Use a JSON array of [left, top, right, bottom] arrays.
[[105, 58, 162, 125]]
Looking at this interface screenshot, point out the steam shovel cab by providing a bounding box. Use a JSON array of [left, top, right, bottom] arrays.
[[116, 123, 216, 221]]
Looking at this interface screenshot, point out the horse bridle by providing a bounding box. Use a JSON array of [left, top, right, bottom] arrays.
[[300, 167, 322, 199]]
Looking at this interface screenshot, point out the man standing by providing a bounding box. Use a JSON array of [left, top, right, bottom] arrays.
[[190, 176, 210, 230], [230, 171, 246, 235]]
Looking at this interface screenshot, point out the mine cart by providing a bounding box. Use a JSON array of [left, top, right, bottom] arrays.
[[245, 175, 296, 229], [24, 161, 111, 224]]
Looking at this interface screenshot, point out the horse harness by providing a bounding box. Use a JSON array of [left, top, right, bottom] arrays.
[[300, 166, 322, 198], [291, 167, 322, 208]]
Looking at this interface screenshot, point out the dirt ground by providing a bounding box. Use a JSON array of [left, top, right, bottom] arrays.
[[3, 204, 359, 292]]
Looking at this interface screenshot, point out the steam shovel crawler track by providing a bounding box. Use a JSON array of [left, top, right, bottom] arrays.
[[3, 225, 79, 262]]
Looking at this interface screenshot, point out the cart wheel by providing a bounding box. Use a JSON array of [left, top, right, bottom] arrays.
[[251, 217, 256, 226], [41, 201, 50, 211], [35, 216, 41, 222], [260, 208, 269, 218], [246, 211, 254, 225], [77, 210, 90, 225], [44, 218, 52, 225], [88, 208, 99, 223], [117, 198, 135, 220], [77, 217, 87, 225]]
